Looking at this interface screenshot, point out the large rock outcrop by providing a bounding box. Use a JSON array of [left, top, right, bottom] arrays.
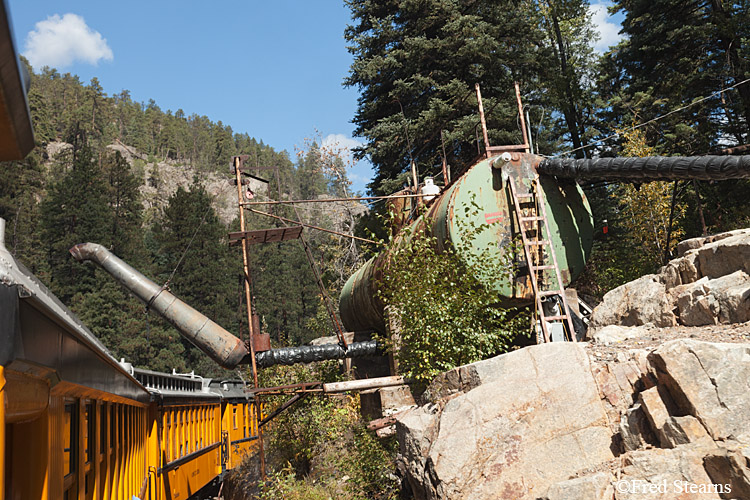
[[398, 342, 614, 499], [590, 229, 750, 331], [396, 339, 750, 499]]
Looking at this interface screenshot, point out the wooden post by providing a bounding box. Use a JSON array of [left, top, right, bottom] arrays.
[[233, 156, 265, 478], [475, 83, 491, 157]]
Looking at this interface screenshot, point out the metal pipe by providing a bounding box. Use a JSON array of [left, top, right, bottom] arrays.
[[254, 340, 381, 368], [69, 243, 249, 369], [323, 375, 409, 393], [476, 83, 491, 158], [515, 82, 529, 153], [538, 155, 750, 181]]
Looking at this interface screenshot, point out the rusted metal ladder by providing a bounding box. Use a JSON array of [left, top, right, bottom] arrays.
[[507, 176, 577, 343]]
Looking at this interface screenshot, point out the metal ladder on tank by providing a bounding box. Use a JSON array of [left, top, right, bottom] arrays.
[[507, 176, 577, 343]]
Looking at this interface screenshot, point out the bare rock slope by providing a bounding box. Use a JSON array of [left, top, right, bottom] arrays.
[[397, 228, 750, 500], [590, 228, 750, 329]]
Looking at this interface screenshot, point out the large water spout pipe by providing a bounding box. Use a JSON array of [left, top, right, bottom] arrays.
[[70, 242, 250, 369], [538, 155, 750, 182], [71, 243, 383, 369]]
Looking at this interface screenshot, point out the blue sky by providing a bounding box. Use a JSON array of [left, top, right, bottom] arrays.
[[6, 1, 622, 194]]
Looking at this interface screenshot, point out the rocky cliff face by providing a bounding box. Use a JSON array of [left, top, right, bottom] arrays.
[[590, 228, 750, 329], [396, 228, 750, 499], [397, 338, 750, 500], [46, 141, 247, 225]]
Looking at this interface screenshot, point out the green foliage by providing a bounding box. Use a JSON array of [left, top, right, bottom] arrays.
[[377, 208, 528, 385], [257, 467, 334, 500], [152, 182, 242, 376], [40, 141, 112, 301], [344, 0, 602, 191], [575, 128, 686, 298], [256, 364, 399, 500]]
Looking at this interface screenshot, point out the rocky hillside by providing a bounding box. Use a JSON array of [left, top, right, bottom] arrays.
[[46, 140, 250, 225], [394, 228, 750, 499], [44, 140, 366, 231]]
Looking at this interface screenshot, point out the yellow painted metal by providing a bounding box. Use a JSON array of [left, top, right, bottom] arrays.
[[3, 374, 258, 500], [9, 406, 50, 499], [3, 369, 49, 423]]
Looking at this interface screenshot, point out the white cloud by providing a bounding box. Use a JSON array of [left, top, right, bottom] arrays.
[[23, 13, 113, 69], [321, 134, 373, 193], [321, 133, 363, 160], [589, 2, 623, 53]]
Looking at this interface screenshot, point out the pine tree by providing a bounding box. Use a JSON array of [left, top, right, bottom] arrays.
[[602, 0, 750, 153], [103, 150, 144, 258], [152, 181, 241, 373], [40, 138, 112, 301], [345, 0, 549, 192]]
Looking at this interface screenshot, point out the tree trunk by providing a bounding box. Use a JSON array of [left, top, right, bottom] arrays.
[[710, 0, 750, 141], [552, 14, 585, 158]]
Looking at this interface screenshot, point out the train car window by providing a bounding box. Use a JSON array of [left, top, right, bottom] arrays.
[[244, 404, 248, 437], [233, 406, 238, 430], [100, 404, 107, 454], [184, 409, 189, 455], [63, 402, 78, 477], [171, 410, 176, 460], [118, 405, 123, 449], [85, 402, 94, 463]]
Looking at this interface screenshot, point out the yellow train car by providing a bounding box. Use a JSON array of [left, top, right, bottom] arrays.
[[0, 5, 260, 498], [0, 218, 258, 500], [213, 380, 259, 471]]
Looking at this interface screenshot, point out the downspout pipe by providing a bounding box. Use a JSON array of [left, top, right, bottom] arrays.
[[71, 242, 383, 370], [70, 242, 249, 369]]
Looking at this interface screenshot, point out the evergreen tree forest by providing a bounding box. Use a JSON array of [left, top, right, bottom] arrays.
[[344, 0, 750, 296], [0, 59, 360, 377], [2, 1, 750, 377]]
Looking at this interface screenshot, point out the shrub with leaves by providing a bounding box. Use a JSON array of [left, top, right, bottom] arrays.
[[377, 207, 528, 385], [250, 362, 399, 500]]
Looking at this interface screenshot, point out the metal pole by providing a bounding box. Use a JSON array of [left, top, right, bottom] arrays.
[[233, 156, 265, 477], [475, 83, 491, 157], [515, 82, 530, 153], [242, 193, 427, 206], [526, 110, 534, 155], [440, 130, 450, 184], [663, 180, 680, 265]]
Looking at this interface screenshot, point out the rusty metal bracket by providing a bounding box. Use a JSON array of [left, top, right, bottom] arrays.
[[259, 392, 309, 427]]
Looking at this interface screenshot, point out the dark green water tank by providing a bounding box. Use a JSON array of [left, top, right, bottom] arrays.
[[339, 153, 594, 333]]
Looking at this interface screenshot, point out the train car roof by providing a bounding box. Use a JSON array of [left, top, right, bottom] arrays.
[[0, 1, 34, 160], [130, 367, 253, 404], [0, 218, 150, 403]]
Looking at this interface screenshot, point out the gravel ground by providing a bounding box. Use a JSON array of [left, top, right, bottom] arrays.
[[584, 321, 750, 363]]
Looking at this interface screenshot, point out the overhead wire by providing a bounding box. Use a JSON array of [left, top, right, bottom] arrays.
[[552, 77, 750, 158]]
